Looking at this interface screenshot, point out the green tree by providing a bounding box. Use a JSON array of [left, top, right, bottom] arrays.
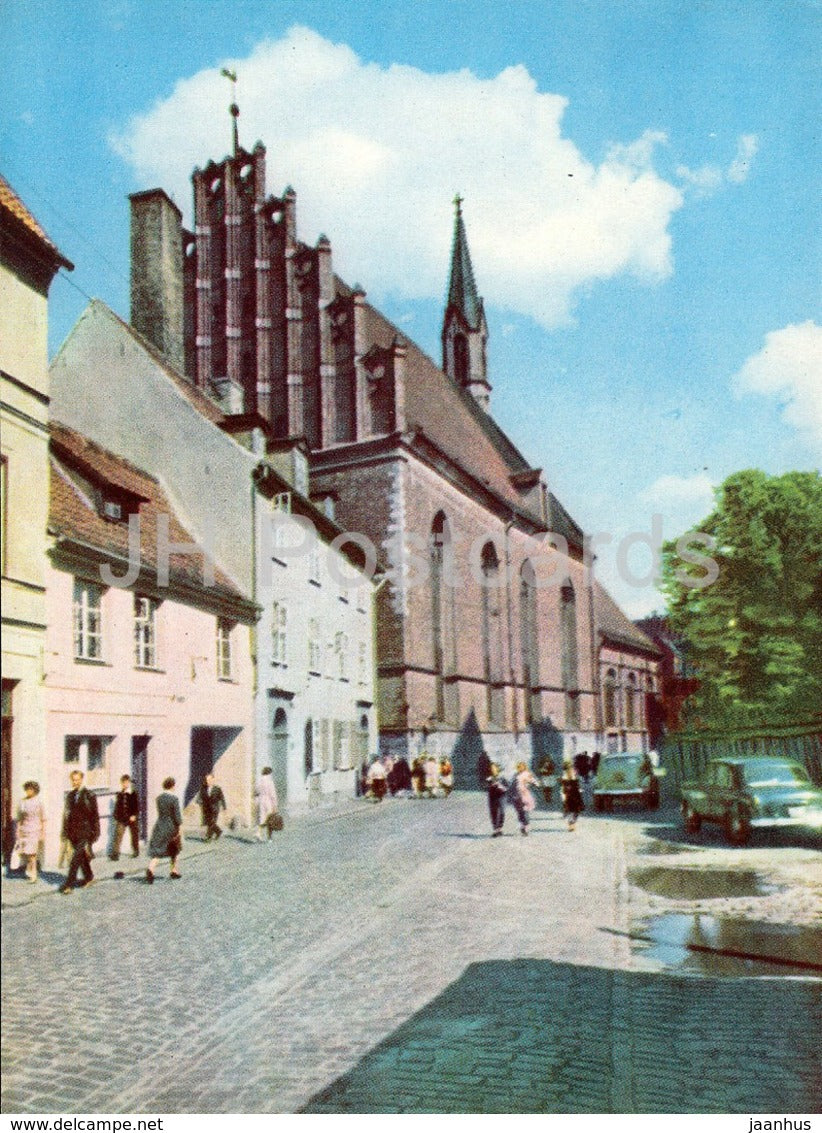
[[661, 469, 822, 730]]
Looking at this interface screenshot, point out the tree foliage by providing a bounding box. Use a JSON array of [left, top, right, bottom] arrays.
[[661, 469, 822, 730]]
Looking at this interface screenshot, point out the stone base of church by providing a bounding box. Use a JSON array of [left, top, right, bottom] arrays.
[[379, 726, 601, 788]]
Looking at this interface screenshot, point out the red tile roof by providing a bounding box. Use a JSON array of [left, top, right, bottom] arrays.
[[49, 421, 254, 617], [0, 174, 74, 270]]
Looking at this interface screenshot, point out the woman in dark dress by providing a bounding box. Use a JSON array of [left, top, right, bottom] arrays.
[[486, 763, 509, 837], [146, 777, 183, 882]]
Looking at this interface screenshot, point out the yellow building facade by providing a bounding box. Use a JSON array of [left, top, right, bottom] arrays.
[[0, 175, 72, 857]]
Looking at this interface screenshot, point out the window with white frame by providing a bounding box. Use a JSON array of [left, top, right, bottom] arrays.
[[308, 618, 321, 672], [336, 632, 349, 679], [73, 579, 104, 661], [134, 595, 159, 668], [358, 641, 368, 686], [64, 735, 112, 790], [272, 601, 287, 666], [320, 718, 330, 771], [216, 618, 233, 679], [308, 546, 321, 585]]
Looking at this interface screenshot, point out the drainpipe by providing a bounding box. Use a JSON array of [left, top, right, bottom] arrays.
[[585, 534, 602, 749]]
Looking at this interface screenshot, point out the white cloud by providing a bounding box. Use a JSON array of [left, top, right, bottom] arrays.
[[677, 132, 759, 197], [732, 321, 822, 456], [111, 26, 685, 329], [639, 473, 716, 535]]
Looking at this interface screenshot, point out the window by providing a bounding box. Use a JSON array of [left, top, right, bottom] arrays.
[[603, 669, 618, 729], [481, 542, 501, 723], [274, 491, 292, 514], [216, 618, 233, 679], [272, 601, 287, 666], [134, 595, 159, 668], [625, 672, 637, 728], [74, 580, 104, 661], [333, 720, 346, 769], [308, 618, 321, 672], [358, 641, 368, 686], [309, 547, 321, 585], [560, 581, 580, 728], [520, 560, 540, 724], [320, 718, 330, 771], [64, 735, 111, 790], [336, 632, 349, 680], [304, 719, 314, 776]]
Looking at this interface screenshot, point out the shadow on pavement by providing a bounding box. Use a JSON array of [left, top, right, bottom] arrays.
[[301, 958, 822, 1114]]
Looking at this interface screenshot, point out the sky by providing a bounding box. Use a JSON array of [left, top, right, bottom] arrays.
[[2, 0, 820, 617]]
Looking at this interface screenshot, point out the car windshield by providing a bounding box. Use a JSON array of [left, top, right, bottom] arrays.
[[601, 757, 643, 771], [742, 761, 811, 788]]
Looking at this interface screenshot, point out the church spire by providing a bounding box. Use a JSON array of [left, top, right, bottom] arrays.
[[442, 196, 491, 411]]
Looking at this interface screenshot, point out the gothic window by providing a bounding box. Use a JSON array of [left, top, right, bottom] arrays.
[[430, 512, 451, 721], [520, 560, 540, 724], [453, 333, 469, 388], [560, 580, 580, 727], [604, 668, 618, 729], [625, 672, 638, 729], [481, 542, 501, 723]]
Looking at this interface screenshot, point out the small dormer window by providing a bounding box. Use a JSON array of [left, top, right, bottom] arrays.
[[274, 492, 292, 514], [103, 500, 123, 522]]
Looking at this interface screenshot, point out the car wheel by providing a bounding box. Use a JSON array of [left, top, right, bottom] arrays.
[[725, 805, 751, 846], [682, 801, 701, 835], [647, 782, 660, 810]]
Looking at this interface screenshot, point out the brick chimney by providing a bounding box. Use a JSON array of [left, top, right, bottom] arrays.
[[129, 189, 185, 375]]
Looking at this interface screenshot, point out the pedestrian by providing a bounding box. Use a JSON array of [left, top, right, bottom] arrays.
[[255, 766, 279, 840], [538, 757, 557, 807], [59, 770, 100, 893], [109, 773, 140, 860], [199, 772, 226, 840], [146, 777, 183, 883], [485, 762, 509, 837], [389, 755, 412, 795], [15, 781, 45, 884], [368, 756, 388, 801], [476, 748, 492, 787], [424, 753, 439, 797], [438, 757, 454, 797], [411, 756, 426, 798], [561, 757, 585, 830], [509, 761, 539, 835]]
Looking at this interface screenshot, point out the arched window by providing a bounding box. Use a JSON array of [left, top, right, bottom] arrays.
[[625, 672, 637, 728], [430, 513, 452, 721], [520, 560, 540, 724], [603, 669, 618, 729], [560, 580, 580, 727], [453, 333, 469, 388], [481, 542, 501, 723], [303, 718, 314, 777]]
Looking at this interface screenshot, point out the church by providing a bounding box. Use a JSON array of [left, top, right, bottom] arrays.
[[128, 121, 659, 777]]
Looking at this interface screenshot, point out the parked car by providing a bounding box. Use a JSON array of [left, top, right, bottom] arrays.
[[593, 753, 661, 811], [680, 756, 822, 845]]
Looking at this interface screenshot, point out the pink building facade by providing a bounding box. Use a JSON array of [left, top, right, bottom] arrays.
[[43, 423, 257, 865]]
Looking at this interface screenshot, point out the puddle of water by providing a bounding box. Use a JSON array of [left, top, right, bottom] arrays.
[[628, 866, 769, 899], [633, 914, 822, 976]]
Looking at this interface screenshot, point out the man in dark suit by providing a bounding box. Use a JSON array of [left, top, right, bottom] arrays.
[[60, 770, 101, 893], [109, 773, 140, 860]]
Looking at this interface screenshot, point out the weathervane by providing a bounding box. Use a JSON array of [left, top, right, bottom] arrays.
[[220, 67, 240, 156], [453, 193, 464, 215]]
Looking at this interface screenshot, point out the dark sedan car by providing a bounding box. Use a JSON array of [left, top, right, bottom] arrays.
[[680, 756, 822, 845]]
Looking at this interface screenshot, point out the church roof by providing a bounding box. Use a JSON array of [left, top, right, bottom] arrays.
[[445, 199, 483, 330], [595, 582, 661, 655]]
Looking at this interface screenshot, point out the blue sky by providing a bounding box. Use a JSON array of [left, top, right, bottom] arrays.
[[2, 0, 819, 616]]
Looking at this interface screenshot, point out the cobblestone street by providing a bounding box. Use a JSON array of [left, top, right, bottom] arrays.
[[2, 793, 821, 1114]]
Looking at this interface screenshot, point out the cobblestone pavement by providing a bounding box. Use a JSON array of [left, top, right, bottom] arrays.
[[2, 794, 820, 1114]]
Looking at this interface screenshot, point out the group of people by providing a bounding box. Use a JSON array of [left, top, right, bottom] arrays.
[[482, 753, 587, 835], [9, 764, 255, 892], [361, 753, 454, 801]]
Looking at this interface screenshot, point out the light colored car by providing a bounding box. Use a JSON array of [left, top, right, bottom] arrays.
[[680, 757, 822, 845], [593, 753, 661, 811]]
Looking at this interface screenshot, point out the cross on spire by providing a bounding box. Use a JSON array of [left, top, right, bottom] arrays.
[[220, 68, 240, 156], [453, 193, 464, 214]]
